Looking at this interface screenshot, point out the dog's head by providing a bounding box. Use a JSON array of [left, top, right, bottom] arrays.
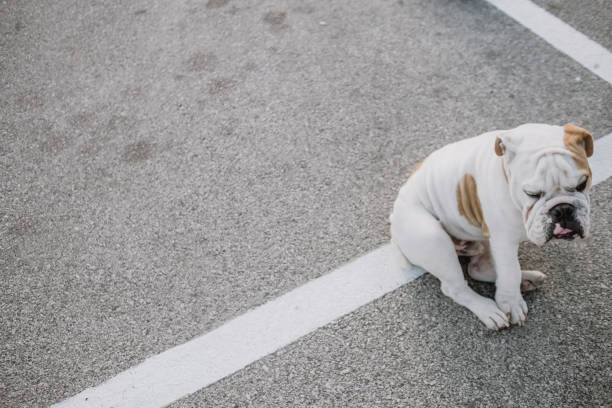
[[495, 123, 593, 246]]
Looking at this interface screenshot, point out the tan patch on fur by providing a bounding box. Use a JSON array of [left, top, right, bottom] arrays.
[[563, 124, 593, 180], [501, 160, 508, 182], [494, 136, 504, 156], [456, 174, 490, 237]]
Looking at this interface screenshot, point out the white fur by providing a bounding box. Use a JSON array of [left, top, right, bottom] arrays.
[[390, 123, 592, 329]]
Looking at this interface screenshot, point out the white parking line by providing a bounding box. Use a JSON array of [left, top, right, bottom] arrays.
[[50, 137, 612, 408], [590, 135, 612, 186], [52, 1, 612, 407], [486, 0, 612, 84], [53, 245, 423, 408]]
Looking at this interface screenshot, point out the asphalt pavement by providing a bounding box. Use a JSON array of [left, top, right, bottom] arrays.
[[1, 0, 611, 407], [174, 177, 612, 408]]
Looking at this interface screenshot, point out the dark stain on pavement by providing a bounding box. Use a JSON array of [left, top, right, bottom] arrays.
[[186, 52, 218, 72], [121, 141, 154, 163], [208, 78, 237, 95], [121, 85, 144, 100], [69, 111, 98, 130], [219, 123, 235, 137], [263, 11, 288, 32], [485, 50, 502, 61], [8, 215, 37, 237], [106, 114, 133, 132], [39, 133, 71, 154], [243, 62, 257, 72], [14, 20, 25, 32], [14, 89, 44, 112]]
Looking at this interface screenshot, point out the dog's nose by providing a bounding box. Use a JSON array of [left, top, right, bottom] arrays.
[[549, 203, 575, 222]]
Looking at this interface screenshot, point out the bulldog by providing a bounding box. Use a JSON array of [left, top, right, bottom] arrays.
[[390, 123, 593, 330]]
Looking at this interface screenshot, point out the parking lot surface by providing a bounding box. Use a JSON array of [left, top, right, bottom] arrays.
[[1, 0, 611, 406]]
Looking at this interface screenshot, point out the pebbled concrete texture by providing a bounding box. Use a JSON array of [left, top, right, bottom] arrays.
[[1, 0, 611, 406], [173, 178, 612, 407]]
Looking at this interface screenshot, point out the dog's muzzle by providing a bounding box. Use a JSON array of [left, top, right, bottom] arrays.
[[546, 203, 584, 241]]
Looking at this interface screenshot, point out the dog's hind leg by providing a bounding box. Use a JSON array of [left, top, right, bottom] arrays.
[[467, 241, 547, 291], [468, 241, 497, 283], [391, 203, 509, 330], [520, 270, 547, 292]]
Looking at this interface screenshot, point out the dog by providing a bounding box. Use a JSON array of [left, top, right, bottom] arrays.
[[390, 123, 593, 330]]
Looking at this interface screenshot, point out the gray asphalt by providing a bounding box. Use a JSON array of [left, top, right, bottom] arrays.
[[1, 0, 611, 407], [175, 181, 612, 408]]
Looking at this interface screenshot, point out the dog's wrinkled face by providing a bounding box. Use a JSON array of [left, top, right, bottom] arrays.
[[495, 124, 593, 246]]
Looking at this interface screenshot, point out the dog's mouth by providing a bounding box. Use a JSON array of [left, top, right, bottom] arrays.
[[547, 223, 584, 242]]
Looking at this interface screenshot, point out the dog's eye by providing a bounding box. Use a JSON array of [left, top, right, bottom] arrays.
[[576, 178, 588, 192], [525, 191, 542, 199]]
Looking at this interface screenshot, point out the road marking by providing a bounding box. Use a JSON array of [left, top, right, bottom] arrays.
[[52, 244, 424, 408], [486, 0, 612, 84], [51, 134, 612, 408], [52, 1, 612, 406], [591, 133, 612, 186]]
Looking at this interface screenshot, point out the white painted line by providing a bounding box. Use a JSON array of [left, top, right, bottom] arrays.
[[51, 133, 612, 408], [486, 0, 612, 85], [51, 244, 424, 408], [591, 132, 612, 186]]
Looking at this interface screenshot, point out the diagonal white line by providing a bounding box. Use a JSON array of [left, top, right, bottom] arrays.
[[52, 1, 612, 406], [486, 0, 612, 85], [51, 135, 612, 408], [52, 244, 425, 408], [590, 134, 612, 186]]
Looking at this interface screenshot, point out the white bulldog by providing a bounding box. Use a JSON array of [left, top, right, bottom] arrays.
[[390, 123, 593, 330]]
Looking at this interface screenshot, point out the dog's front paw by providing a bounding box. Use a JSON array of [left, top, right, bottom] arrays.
[[495, 291, 528, 325], [472, 298, 510, 330]]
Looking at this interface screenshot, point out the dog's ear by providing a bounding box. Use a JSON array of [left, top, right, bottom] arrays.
[[494, 135, 505, 156], [564, 124, 594, 158], [493, 132, 518, 161]]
